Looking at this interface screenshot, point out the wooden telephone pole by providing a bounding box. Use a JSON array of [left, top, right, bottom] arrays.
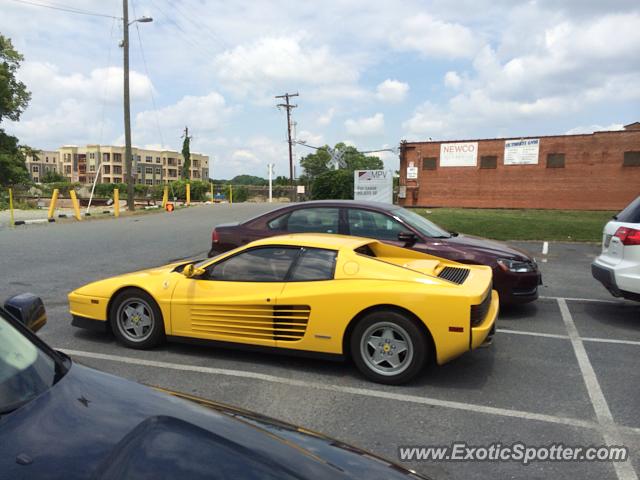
[[275, 92, 298, 184]]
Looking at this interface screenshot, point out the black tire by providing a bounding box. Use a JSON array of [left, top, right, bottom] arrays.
[[350, 310, 429, 385], [110, 289, 165, 349]]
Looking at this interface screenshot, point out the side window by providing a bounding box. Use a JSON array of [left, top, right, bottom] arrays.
[[347, 209, 410, 241], [208, 247, 300, 282], [267, 214, 289, 231], [289, 248, 337, 281], [286, 208, 339, 234]]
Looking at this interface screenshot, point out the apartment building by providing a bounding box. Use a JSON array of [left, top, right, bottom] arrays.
[[23, 150, 61, 183], [56, 145, 209, 185]]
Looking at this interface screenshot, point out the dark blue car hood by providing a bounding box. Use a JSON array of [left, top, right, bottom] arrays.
[[0, 362, 426, 480]]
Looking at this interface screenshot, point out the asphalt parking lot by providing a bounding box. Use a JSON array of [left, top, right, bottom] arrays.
[[1, 204, 638, 480]]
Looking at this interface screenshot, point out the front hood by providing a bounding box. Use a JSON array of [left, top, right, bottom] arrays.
[[444, 233, 533, 261], [0, 363, 427, 480]]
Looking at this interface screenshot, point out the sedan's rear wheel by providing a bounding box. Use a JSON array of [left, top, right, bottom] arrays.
[[110, 290, 165, 349], [351, 310, 428, 385]]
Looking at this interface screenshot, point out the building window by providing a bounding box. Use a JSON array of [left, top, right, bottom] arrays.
[[156, 167, 162, 174], [89, 152, 95, 160], [480, 156, 498, 169], [103, 165, 111, 174], [89, 164, 96, 172], [146, 156, 153, 162], [547, 153, 565, 168], [65, 165, 71, 174], [113, 177, 122, 183], [145, 179, 153, 185], [623, 151, 640, 167], [422, 157, 437, 170], [145, 167, 153, 174], [114, 166, 122, 174], [156, 157, 161, 164], [32, 165, 39, 173], [103, 152, 110, 162], [113, 153, 122, 162]]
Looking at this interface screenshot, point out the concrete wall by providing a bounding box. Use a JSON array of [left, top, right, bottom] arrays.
[[399, 126, 640, 210]]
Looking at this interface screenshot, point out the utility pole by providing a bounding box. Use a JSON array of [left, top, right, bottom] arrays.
[[267, 163, 274, 203], [122, 0, 134, 211], [122, 2, 152, 211], [275, 92, 298, 184]]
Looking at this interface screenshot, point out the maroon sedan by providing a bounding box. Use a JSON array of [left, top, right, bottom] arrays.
[[208, 200, 541, 305]]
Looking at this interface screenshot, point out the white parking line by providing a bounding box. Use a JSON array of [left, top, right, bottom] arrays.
[[497, 328, 640, 347], [557, 298, 638, 480], [59, 348, 640, 439], [542, 241, 549, 255], [540, 296, 623, 304]]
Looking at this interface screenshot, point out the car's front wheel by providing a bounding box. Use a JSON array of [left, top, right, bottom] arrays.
[[110, 289, 165, 349], [350, 310, 429, 385]]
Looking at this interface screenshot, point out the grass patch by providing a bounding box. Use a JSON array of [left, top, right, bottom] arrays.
[[412, 208, 616, 242]]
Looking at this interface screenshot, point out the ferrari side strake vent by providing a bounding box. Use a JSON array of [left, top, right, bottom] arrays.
[[437, 266, 470, 285]]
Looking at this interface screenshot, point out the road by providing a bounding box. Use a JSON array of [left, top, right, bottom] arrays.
[[1, 204, 638, 480]]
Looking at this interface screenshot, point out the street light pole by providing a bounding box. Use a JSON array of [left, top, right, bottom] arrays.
[[122, 2, 152, 212], [122, 0, 133, 211]]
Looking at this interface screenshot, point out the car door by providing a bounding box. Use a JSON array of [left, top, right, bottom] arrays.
[[171, 246, 300, 347], [275, 247, 345, 354]]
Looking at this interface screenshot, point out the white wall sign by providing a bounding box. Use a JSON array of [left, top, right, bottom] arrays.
[[440, 142, 478, 167], [407, 166, 418, 179], [504, 139, 540, 165], [296, 185, 305, 194], [354, 170, 393, 203]]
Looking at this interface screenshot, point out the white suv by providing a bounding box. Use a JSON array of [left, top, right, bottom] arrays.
[[592, 195, 640, 301]]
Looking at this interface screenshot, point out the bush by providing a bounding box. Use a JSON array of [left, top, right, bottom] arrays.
[[311, 170, 353, 200]]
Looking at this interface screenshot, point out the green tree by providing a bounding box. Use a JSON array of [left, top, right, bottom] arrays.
[[0, 35, 31, 187], [304, 143, 384, 200], [181, 127, 191, 180], [40, 170, 67, 183], [230, 174, 267, 186]]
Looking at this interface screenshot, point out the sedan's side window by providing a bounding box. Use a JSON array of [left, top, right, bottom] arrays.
[[286, 208, 339, 234], [347, 209, 411, 240], [208, 247, 300, 282], [289, 248, 337, 281]]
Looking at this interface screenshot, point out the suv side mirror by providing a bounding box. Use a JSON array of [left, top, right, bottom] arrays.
[[398, 231, 417, 246], [4, 293, 47, 332]]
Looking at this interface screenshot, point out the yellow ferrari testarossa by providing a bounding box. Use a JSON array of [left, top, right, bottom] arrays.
[[69, 233, 498, 384]]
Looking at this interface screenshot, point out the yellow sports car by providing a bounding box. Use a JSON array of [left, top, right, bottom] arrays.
[[69, 234, 498, 384]]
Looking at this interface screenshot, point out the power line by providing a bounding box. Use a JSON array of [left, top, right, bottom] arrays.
[[131, 0, 165, 148], [6, 0, 120, 19]]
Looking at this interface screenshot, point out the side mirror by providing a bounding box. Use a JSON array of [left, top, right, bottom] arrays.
[[4, 293, 47, 333], [183, 264, 206, 278], [398, 231, 417, 246]]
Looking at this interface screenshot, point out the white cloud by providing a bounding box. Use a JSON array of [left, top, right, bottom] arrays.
[[297, 130, 324, 146], [375, 79, 409, 103], [444, 71, 462, 89], [345, 113, 385, 136], [391, 14, 481, 58], [213, 36, 361, 98], [565, 124, 625, 134], [317, 107, 336, 126]]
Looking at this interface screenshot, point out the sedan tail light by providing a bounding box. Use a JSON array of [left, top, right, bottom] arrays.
[[614, 226, 640, 246], [211, 229, 219, 244]]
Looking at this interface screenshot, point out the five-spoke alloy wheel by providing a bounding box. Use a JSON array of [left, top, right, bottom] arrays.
[[351, 310, 429, 384], [110, 289, 165, 349]]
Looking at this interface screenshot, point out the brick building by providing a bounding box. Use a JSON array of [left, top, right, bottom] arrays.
[[398, 122, 640, 210]]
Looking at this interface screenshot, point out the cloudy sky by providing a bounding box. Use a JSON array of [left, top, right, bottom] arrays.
[[2, 0, 639, 178]]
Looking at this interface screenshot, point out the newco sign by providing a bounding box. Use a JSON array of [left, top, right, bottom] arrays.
[[440, 142, 478, 167]]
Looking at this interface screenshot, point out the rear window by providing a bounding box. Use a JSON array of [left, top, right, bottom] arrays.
[[615, 196, 640, 223]]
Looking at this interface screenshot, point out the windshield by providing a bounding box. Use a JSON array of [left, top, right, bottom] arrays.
[[0, 310, 57, 415], [391, 208, 452, 238]]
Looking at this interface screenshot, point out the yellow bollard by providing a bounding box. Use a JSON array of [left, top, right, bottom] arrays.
[[113, 188, 120, 218], [229, 184, 233, 204], [9, 188, 15, 227], [186, 182, 191, 206], [210, 183, 213, 203], [69, 190, 82, 221], [161, 186, 168, 209], [48, 189, 59, 220]]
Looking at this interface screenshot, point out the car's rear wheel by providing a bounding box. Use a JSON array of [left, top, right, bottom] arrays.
[[350, 310, 429, 385], [110, 289, 165, 349]]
